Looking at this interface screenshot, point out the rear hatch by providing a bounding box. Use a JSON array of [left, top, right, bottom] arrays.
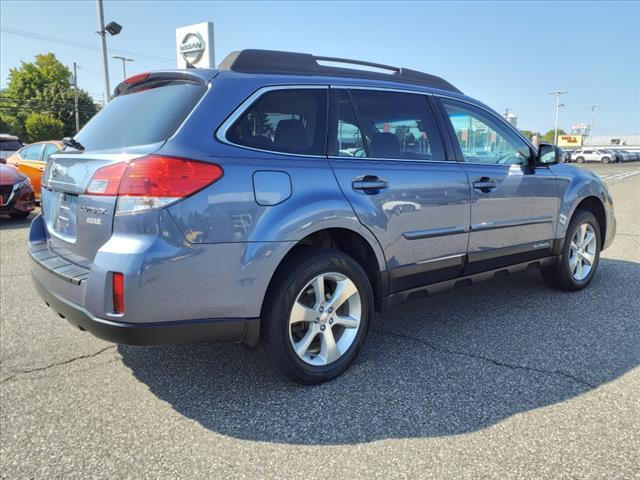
[[41, 72, 210, 267]]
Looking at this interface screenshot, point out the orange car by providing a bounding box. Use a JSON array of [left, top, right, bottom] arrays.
[[6, 140, 63, 201]]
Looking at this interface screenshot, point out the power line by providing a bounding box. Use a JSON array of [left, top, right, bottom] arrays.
[[0, 26, 175, 65]]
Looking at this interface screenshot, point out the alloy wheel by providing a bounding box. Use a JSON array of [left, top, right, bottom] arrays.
[[288, 272, 361, 366], [569, 223, 597, 281]]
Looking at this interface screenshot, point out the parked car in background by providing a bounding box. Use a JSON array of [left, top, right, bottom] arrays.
[[603, 149, 623, 162], [0, 134, 24, 163], [29, 49, 616, 384], [572, 149, 615, 163], [0, 163, 36, 219], [615, 150, 635, 162], [6, 140, 63, 200]]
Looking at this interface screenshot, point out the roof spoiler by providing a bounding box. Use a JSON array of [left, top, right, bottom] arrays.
[[218, 49, 461, 94], [113, 71, 208, 97]]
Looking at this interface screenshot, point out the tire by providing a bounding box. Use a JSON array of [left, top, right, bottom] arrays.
[[541, 209, 601, 291], [576, 156, 585, 163], [9, 210, 30, 219], [602, 156, 610, 164], [261, 247, 373, 384]]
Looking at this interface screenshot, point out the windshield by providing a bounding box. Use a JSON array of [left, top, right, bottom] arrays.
[[0, 139, 22, 151], [75, 81, 206, 151]]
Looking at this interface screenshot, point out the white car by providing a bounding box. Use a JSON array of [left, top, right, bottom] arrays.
[[571, 149, 615, 163], [0, 134, 23, 163]]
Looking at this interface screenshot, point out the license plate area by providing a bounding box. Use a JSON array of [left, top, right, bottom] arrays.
[[42, 189, 78, 243]]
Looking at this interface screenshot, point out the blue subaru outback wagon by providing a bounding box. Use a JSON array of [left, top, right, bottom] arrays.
[[30, 50, 615, 383]]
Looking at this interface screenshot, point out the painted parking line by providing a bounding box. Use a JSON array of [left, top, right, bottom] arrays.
[[598, 171, 640, 181]]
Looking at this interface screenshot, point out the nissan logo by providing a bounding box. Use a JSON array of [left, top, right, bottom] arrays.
[[180, 32, 205, 65]]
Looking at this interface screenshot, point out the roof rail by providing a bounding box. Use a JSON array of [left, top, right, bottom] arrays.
[[218, 49, 462, 94]]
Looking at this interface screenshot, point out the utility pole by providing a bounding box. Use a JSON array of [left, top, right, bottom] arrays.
[[72, 62, 80, 133], [96, 0, 111, 103], [587, 105, 600, 140], [112, 55, 134, 79], [550, 91, 568, 145]]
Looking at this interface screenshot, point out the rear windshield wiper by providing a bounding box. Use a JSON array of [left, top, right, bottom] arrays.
[[62, 137, 85, 151]]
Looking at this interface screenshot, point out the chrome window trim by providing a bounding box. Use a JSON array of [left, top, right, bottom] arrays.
[[215, 85, 329, 159]]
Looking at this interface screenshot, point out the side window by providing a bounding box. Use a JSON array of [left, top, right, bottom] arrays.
[[441, 99, 531, 165], [43, 143, 60, 162], [328, 90, 366, 157], [226, 88, 327, 155], [346, 90, 444, 161], [20, 144, 43, 161]]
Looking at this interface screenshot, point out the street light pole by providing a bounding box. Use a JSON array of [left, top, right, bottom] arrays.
[[550, 91, 568, 145], [96, 0, 111, 103], [588, 105, 600, 142], [112, 55, 134, 79], [72, 62, 80, 133]]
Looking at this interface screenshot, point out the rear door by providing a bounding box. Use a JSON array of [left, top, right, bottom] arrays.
[[437, 97, 560, 274], [328, 88, 471, 294]]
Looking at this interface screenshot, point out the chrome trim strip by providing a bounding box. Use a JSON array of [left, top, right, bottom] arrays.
[[328, 156, 454, 165], [214, 85, 329, 159], [416, 253, 465, 265], [470, 216, 554, 232], [404, 225, 469, 240]]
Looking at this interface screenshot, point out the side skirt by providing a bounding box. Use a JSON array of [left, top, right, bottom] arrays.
[[380, 256, 559, 312]]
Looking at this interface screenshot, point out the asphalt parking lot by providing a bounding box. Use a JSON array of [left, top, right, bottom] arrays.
[[1, 162, 639, 479]]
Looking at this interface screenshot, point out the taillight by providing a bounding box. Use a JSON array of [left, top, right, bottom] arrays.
[[112, 272, 125, 314], [85, 155, 223, 214]]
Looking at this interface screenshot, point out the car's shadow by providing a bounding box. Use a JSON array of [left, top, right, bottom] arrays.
[[119, 258, 640, 445], [0, 212, 36, 231]]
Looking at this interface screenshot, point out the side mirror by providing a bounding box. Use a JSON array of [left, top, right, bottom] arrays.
[[537, 143, 562, 165]]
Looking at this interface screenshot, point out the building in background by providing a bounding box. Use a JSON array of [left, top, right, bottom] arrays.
[[583, 135, 640, 147], [502, 109, 517, 128]]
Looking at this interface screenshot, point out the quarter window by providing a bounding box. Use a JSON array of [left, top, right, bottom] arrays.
[[43, 143, 60, 162], [441, 99, 531, 165], [226, 88, 327, 156], [343, 90, 444, 160]]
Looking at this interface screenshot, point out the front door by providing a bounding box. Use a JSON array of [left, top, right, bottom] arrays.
[[437, 98, 560, 274], [328, 88, 471, 293]]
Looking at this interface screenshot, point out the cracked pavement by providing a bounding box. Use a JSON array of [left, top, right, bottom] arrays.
[[1, 162, 639, 479]]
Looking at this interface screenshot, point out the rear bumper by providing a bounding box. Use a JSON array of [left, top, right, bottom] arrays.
[[32, 273, 260, 347]]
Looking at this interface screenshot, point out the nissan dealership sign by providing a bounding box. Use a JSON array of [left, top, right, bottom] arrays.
[[176, 22, 215, 68]]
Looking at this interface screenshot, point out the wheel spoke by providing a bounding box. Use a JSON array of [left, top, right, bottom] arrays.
[[333, 314, 360, 329], [575, 259, 583, 279], [581, 251, 595, 266], [328, 279, 357, 311], [311, 276, 325, 307], [569, 254, 579, 271], [583, 231, 596, 249], [294, 327, 318, 357], [290, 301, 318, 325], [570, 240, 579, 251], [320, 328, 340, 364], [578, 224, 587, 245]]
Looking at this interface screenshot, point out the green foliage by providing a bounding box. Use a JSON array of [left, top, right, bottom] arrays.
[[1, 53, 99, 140], [24, 113, 64, 142], [0, 114, 25, 137], [542, 129, 566, 143]]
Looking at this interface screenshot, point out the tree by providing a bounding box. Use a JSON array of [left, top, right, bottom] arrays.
[[0, 114, 25, 137], [1, 53, 99, 139], [24, 113, 64, 142], [543, 129, 566, 144]]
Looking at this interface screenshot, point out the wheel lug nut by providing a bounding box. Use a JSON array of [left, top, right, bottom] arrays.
[[319, 307, 324, 313], [320, 325, 326, 331], [328, 307, 333, 313], [329, 318, 333, 324], [314, 318, 319, 323]]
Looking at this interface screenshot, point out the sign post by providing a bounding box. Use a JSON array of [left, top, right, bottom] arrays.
[[176, 22, 215, 68]]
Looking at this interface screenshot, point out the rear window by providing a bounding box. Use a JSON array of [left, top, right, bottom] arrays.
[[0, 139, 22, 151], [75, 82, 205, 151], [226, 88, 328, 156]]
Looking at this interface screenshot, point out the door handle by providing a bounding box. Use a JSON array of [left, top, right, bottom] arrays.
[[352, 176, 388, 194], [472, 177, 497, 192]]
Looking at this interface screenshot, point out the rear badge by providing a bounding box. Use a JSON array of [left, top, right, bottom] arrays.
[[86, 217, 102, 225], [80, 205, 109, 215]]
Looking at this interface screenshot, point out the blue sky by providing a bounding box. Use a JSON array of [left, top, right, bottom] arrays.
[[1, 0, 639, 135]]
